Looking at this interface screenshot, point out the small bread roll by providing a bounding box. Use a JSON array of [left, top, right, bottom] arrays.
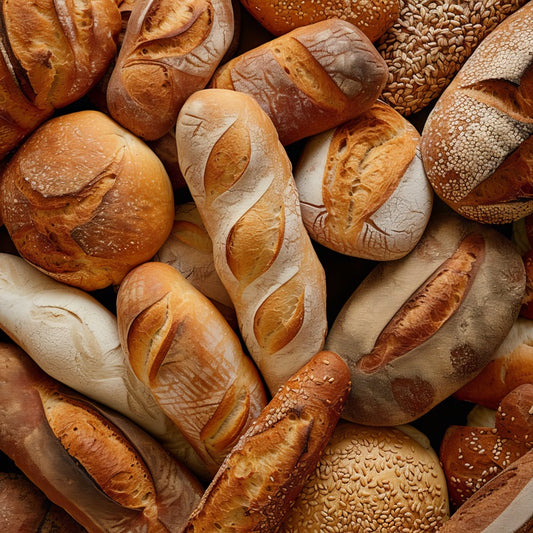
[[0, 110, 175, 291], [117, 261, 267, 475], [281, 422, 450, 532], [294, 101, 433, 260]]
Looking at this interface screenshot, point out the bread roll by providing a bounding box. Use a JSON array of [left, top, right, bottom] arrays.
[[325, 206, 526, 426], [176, 88, 328, 394], [454, 318, 533, 409], [117, 261, 267, 475], [239, 0, 399, 41], [375, 0, 528, 116], [0, 252, 208, 480], [0, 342, 203, 533], [107, 0, 235, 140], [0, 0, 121, 160], [420, 2, 533, 224], [209, 18, 388, 145], [0, 110, 175, 291], [294, 100, 433, 260], [184, 350, 351, 532], [281, 422, 449, 532]]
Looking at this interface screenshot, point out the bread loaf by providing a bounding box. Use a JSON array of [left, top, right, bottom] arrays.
[[0, 342, 203, 533], [184, 350, 351, 532], [325, 206, 526, 426], [117, 261, 267, 475], [176, 88, 328, 394], [0, 110, 175, 291], [239, 0, 399, 41], [420, 2, 533, 224], [0, 252, 208, 480], [209, 18, 388, 145], [294, 100, 433, 260], [107, 0, 235, 140], [0, 0, 121, 160]]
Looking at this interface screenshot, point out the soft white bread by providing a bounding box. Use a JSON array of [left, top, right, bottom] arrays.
[[281, 422, 449, 532], [176, 88, 328, 394], [0, 110, 175, 291], [325, 206, 526, 426], [0, 252, 207, 480], [209, 18, 388, 145], [117, 261, 267, 475], [420, 2, 533, 224], [107, 0, 235, 140], [184, 350, 351, 532], [294, 100, 433, 260], [0, 343, 203, 533]]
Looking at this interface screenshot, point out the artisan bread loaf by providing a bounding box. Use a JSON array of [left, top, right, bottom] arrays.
[[0, 342, 203, 533], [420, 2, 533, 224], [107, 0, 235, 140], [294, 100, 433, 260], [281, 422, 449, 532], [0, 252, 208, 480], [239, 0, 399, 41], [209, 18, 388, 145], [0, 110, 175, 291], [184, 350, 351, 532], [176, 88, 328, 394], [117, 261, 267, 475], [325, 206, 526, 426], [0, 0, 121, 160]]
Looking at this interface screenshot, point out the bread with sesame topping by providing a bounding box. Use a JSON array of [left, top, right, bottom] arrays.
[[209, 18, 388, 146], [184, 350, 351, 532], [420, 2, 533, 224], [0, 342, 203, 532]]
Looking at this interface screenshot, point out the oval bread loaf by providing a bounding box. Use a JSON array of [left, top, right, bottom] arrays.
[[294, 100, 433, 260], [325, 206, 526, 426], [209, 18, 388, 146], [176, 88, 328, 394]]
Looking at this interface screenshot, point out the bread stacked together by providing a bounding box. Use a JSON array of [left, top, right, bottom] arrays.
[[0, 1, 532, 531]]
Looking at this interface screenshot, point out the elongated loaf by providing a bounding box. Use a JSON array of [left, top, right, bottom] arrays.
[[117, 261, 267, 475], [209, 18, 388, 145], [185, 350, 351, 532], [107, 0, 235, 140], [0, 252, 207, 480], [0, 342, 203, 533], [176, 88, 328, 394]]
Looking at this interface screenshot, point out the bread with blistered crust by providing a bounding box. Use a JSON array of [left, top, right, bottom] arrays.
[[209, 18, 388, 146], [0, 342, 203, 533], [184, 350, 351, 532], [420, 2, 533, 224], [117, 261, 267, 475], [176, 88, 328, 394]]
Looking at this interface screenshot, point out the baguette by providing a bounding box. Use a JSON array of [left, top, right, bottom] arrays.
[[184, 350, 351, 532], [176, 88, 328, 394], [117, 261, 267, 475]]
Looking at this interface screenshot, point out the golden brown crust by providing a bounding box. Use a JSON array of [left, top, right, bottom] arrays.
[[184, 350, 351, 532]]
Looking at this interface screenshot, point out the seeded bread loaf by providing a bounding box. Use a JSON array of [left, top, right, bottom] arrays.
[[420, 2, 533, 224], [0, 342, 203, 533], [176, 89, 328, 394], [209, 18, 388, 145], [294, 100, 433, 260]]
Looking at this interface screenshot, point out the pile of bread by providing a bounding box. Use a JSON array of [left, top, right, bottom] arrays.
[[0, 0, 531, 531]]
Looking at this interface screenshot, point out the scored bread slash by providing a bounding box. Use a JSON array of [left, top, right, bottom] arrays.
[[184, 350, 351, 532]]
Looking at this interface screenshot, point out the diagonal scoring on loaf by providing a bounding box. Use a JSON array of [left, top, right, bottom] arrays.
[[356, 232, 485, 373]]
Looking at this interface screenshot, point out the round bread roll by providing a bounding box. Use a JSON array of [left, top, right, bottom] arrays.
[[420, 2, 533, 224], [0, 110, 175, 291], [294, 100, 433, 260], [239, 0, 399, 42], [325, 205, 526, 426], [281, 422, 450, 532]]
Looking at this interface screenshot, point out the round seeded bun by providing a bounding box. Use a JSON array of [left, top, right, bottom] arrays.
[[280, 422, 450, 532]]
